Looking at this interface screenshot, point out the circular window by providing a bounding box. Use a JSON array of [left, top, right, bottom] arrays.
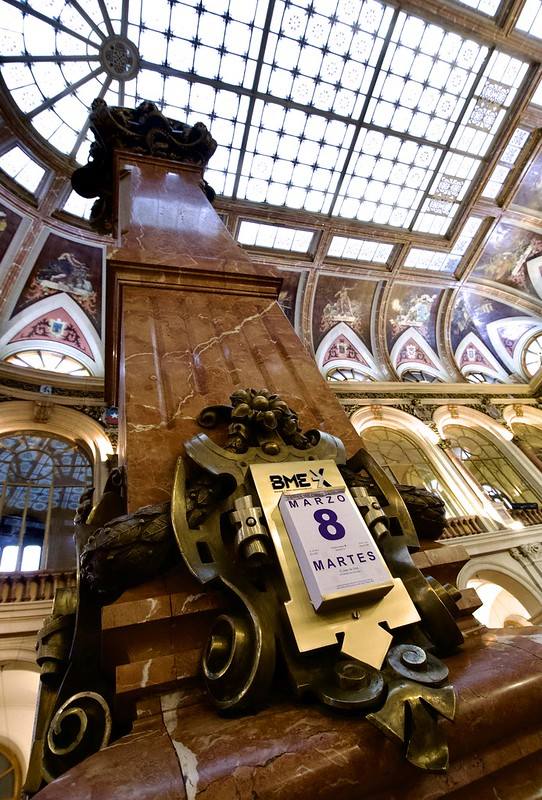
[[4, 349, 91, 376], [523, 332, 542, 378]]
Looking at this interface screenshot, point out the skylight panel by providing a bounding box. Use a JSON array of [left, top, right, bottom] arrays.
[[365, 13, 487, 144], [334, 130, 440, 228], [238, 101, 355, 212], [127, 81, 250, 197], [32, 107, 79, 154], [0, 146, 45, 193], [532, 78, 542, 107], [451, 51, 528, 157], [405, 215, 482, 271], [327, 237, 393, 264], [165, 1, 267, 89], [482, 127, 530, 198], [62, 190, 93, 219], [413, 152, 480, 233], [1, 63, 42, 113], [237, 221, 314, 254], [259, 0, 395, 117], [58, 2, 103, 41], [516, 0, 542, 39], [0, 0, 533, 240], [453, 0, 501, 15]]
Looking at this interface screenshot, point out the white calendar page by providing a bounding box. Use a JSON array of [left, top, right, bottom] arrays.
[[278, 488, 394, 611]]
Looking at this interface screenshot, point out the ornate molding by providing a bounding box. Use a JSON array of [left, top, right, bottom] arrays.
[[510, 543, 542, 564], [72, 99, 217, 233]]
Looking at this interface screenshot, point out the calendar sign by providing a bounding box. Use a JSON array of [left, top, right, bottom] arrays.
[[279, 488, 394, 611], [250, 460, 394, 613]]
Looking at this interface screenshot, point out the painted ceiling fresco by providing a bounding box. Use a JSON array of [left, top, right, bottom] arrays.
[[473, 221, 542, 300], [512, 151, 542, 217], [387, 286, 442, 352], [0, 201, 22, 265], [450, 289, 540, 380], [12, 233, 103, 332], [312, 275, 379, 352]]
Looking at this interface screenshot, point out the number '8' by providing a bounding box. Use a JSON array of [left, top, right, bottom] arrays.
[[313, 508, 346, 541]]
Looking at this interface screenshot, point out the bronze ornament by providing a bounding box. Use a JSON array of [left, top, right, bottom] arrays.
[[26, 389, 465, 789], [172, 389, 464, 771], [71, 98, 217, 232], [367, 679, 456, 772]]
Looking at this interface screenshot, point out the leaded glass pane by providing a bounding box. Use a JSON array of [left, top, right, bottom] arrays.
[[514, 423, 542, 461], [444, 424, 540, 505], [237, 221, 314, 253], [361, 426, 456, 512], [516, 0, 542, 39], [0, 0, 531, 235], [0, 434, 92, 572], [404, 215, 482, 272], [327, 237, 393, 264], [0, 147, 45, 193]]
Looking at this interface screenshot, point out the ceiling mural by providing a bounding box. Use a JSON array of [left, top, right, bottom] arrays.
[[0, 202, 22, 262], [472, 220, 542, 300], [12, 233, 104, 332], [311, 275, 379, 352], [512, 149, 542, 216], [386, 286, 442, 352], [8, 308, 94, 360], [450, 289, 537, 379], [0, 0, 541, 386], [277, 270, 302, 329]]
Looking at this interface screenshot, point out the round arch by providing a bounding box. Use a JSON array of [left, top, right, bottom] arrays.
[[0, 401, 113, 495], [457, 558, 542, 619], [502, 404, 542, 429], [433, 405, 513, 441], [0, 740, 23, 800], [350, 406, 490, 518], [434, 405, 542, 506]]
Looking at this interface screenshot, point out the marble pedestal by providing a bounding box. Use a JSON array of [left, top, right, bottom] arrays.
[[34, 627, 542, 800]]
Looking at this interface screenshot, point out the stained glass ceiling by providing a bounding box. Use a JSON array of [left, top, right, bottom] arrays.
[[0, 0, 534, 236]]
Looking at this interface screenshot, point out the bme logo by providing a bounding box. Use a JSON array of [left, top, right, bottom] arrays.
[[269, 467, 331, 490]]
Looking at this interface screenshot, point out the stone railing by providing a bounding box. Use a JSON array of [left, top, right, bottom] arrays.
[[0, 570, 77, 603], [440, 515, 489, 540], [510, 507, 542, 526]]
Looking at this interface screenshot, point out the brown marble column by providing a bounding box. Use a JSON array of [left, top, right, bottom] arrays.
[[106, 152, 360, 510]]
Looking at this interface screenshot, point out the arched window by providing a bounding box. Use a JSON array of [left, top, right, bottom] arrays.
[[326, 367, 374, 382], [465, 372, 501, 384], [0, 745, 21, 800], [523, 332, 542, 377], [0, 433, 92, 572], [401, 370, 442, 383], [4, 349, 91, 376], [360, 426, 455, 513], [443, 424, 540, 507], [513, 422, 542, 461]]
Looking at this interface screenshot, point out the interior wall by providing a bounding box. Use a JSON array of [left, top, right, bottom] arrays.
[[0, 666, 40, 776]]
